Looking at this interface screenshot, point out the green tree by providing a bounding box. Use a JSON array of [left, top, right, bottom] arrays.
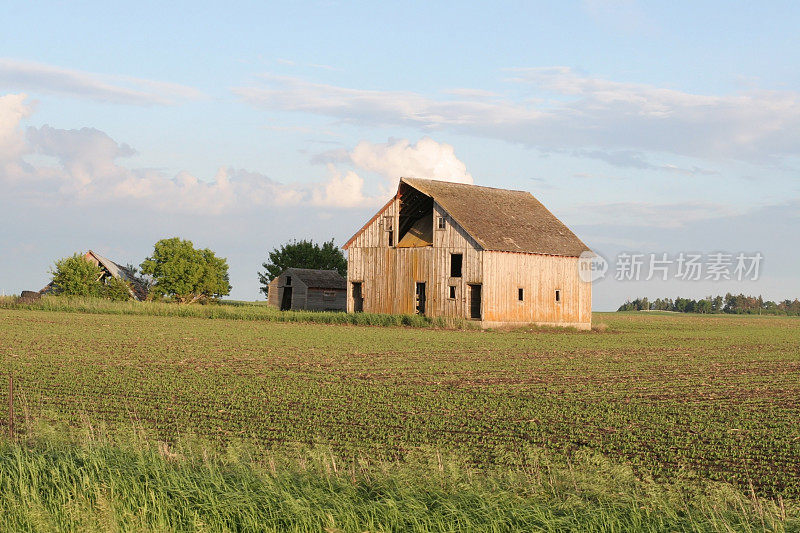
[[140, 238, 231, 303], [103, 276, 134, 301], [258, 239, 347, 297], [50, 254, 104, 297], [695, 299, 712, 314]]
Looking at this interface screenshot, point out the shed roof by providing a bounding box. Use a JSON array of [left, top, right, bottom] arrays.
[[399, 178, 590, 257], [284, 268, 346, 290]]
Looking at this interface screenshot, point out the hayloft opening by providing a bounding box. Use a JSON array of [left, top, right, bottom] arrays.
[[450, 254, 463, 277], [397, 182, 433, 247]]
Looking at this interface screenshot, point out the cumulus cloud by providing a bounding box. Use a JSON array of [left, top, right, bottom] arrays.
[[0, 94, 304, 213], [311, 166, 368, 207], [1, 94, 473, 213], [234, 69, 800, 165], [349, 137, 473, 184], [0, 93, 31, 162], [305, 137, 475, 206], [0, 59, 204, 105]]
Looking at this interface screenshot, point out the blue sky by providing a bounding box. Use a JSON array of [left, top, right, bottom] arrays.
[[1, 1, 798, 309]]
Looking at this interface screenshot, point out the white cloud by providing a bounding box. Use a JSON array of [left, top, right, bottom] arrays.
[[311, 166, 369, 208], [566, 201, 741, 229], [306, 137, 475, 206], [1, 94, 472, 212], [0, 93, 31, 162], [350, 137, 473, 184], [0, 59, 204, 105], [234, 69, 800, 165]]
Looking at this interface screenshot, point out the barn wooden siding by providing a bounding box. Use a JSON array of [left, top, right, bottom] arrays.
[[306, 288, 347, 311], [347, 198, 484, 318], [481, 251, 591, 328]]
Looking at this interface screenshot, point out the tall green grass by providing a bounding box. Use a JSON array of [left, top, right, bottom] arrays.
[[0, 295, 471, 329], [1, 427, 796, 532]]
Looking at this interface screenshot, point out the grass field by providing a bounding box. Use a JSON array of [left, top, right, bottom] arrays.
[[3, 432, 795, 532], [0, 303, 799, 529]]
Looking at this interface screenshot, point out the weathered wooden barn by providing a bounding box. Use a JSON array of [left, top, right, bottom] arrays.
[[343, 178, 592, 329], [267, 268, 347, 311]]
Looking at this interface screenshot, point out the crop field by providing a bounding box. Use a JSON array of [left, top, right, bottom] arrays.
[[1, 306, 799, 499]]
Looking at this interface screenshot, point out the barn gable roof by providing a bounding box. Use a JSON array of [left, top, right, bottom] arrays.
[[284, 268, 346, 290], [344, 178, 591, 257], [402, 178, 590, 256]]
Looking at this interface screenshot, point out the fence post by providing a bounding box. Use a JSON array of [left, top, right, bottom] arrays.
[[8, 375, 13, 440]]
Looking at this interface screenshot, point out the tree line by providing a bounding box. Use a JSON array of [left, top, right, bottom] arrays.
[[618, 294, 800, 315], [46, 238, 345, 304]]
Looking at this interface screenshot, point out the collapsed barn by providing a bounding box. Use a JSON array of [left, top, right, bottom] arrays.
[[41, 250, 148, 301]]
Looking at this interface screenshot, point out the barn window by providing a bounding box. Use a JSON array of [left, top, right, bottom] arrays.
[[437, 216, 446, 230], [285, 276, 292, 286], [518, 288, 524, 301], [323, 290, 336, 301], [555, 289, 561, 303], [450, 254, 463, 277], [388, 230, 394, 247], [448, 285, 456, 299]]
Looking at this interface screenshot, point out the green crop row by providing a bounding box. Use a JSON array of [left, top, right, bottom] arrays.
[[0, 308, 798, 499], [0, 295, 473, 329]]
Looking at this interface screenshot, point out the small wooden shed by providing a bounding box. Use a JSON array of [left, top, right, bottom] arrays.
[[267, 268, 347, 311]]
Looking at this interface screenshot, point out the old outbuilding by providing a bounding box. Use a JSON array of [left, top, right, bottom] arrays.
[[267, 268, 347, 311], [343, 178, 592, 329]]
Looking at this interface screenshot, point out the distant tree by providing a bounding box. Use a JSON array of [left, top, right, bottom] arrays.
[[619, 293, 799, 316], [674, 297, 693, 313], [140, 238, 231, 303], [50, 254, 104, 297], [258, 239, 347, 297], [695, 299, 712, 314]]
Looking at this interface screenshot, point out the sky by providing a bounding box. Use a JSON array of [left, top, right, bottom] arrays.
[[1, 1, 798, 310]]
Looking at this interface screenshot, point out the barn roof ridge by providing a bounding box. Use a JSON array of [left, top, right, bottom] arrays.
[[399, 176, 529, 194]]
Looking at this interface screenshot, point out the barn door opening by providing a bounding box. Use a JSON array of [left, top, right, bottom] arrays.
[[415, 282, 426, 315], [280, 286, 293, 311], [352, 282, 363, 312], [469, 284, 482, 320]]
